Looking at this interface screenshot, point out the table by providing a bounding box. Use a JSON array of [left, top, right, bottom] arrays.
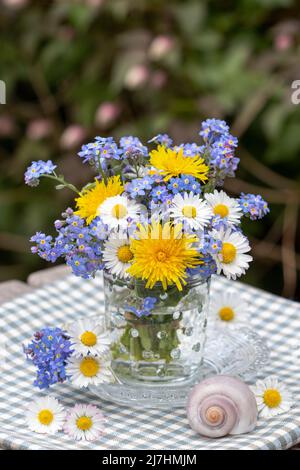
[[0, 267, 299, 450]]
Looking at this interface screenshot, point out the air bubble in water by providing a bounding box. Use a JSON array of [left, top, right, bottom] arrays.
[[170, 348, 180, 359], [130, 328, 139, 338], [142, 351, 154, 359], [119, 344, 127, 353], [185, 327, 193, 337], [157, 331, 167, 339]]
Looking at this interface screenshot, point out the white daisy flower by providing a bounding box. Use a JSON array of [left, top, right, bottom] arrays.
[[252, 376, 293, 419], [67, 354, 113, 388], [98, 195, 141, 230], [64, 403, 105, 441], [26, 396, 66, 435], [67, 319, 111, 357], [211, 227, 252, 280], [205, 190, 242, 226], [103, 236, 134, 279], [170, 192, 213, 230], [210, 291, 249, 325]]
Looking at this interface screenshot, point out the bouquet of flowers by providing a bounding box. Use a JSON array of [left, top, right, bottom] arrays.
[[25, 119, 269, 385]]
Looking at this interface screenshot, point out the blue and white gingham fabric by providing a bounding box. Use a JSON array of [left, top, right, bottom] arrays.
[[0, 274, 299, 450]]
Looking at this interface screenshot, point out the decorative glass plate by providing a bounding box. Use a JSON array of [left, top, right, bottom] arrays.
[[90, 325, 270, 408]]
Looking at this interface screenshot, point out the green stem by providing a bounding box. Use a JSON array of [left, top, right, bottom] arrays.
[[132, 159, 140, 178], [42, 173, 80, 194], [114, 314, 181, 363]]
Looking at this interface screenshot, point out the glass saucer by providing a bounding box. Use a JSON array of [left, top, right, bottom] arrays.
[[89, 325, 270, 409]]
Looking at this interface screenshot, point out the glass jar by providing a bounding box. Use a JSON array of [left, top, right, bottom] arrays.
[[91, 272, 210, 407]]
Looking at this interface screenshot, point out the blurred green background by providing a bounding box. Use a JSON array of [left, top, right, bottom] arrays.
[[0, 0, 299, 299]]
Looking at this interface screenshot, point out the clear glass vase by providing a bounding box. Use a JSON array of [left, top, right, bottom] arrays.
[[91, 272, 210, 407]]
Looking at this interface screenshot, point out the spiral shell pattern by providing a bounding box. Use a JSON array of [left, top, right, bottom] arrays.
[[187, 375, 257, 438]]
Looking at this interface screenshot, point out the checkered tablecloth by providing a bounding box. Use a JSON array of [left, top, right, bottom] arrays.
[[0, 274, 299, 450]]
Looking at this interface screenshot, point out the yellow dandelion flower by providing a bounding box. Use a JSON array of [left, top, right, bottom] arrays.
[[75, 176, 124, 224], [127, 221, 202, 291], [149, 145, 209, 182]]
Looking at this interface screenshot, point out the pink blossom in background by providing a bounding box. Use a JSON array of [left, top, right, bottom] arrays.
[[124, 65, 149, 90], [274, 33, 293, 51], [95, 102, 121, 128], [2, 0, 28, 8], [60, 125, 86, 150], [0, 115, 15, 137], [26, 119, 53, 141], [148, 35, 175, 60], [151, 71, 168, 89]]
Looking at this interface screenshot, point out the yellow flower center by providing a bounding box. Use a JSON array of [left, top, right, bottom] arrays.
[[79, 357, 99, 377], [156, 250, 167, 262], [76, 416, 93, 431], [218, 306, 235, 322], [80, 331, 97, 347], [111, 203, 127, 219], [213, 204, 229, 218], [263, 389, 282, 408], [38, 409, 54, 426], [221, 242, 237, 264], [117, 245, 134, 263], [182, 205, 197, 218]]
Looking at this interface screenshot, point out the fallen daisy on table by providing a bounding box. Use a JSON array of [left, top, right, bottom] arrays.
[[252, 376, 293, 419], [67, 318, 111, 357], [26, 396, 66, 434], [64, 404, 105, 441], [210, 291, 249, 325], [67, 354, 114, 387]]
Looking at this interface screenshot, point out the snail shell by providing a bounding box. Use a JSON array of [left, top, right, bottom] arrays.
[[187, 375, 257, 438]]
